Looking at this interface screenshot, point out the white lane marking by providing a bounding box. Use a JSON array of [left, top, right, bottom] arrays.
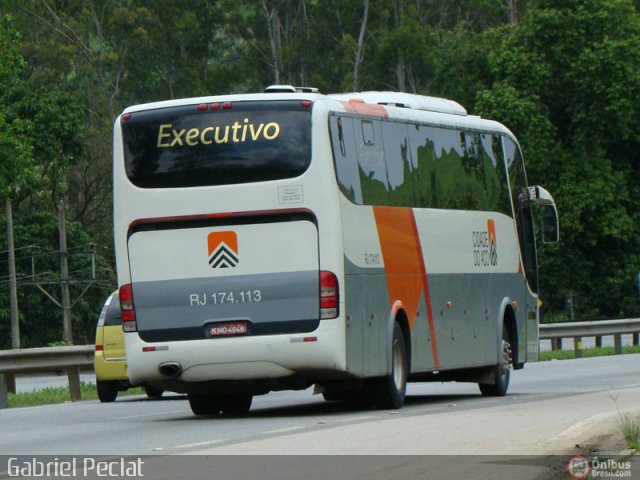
[[173, 440, 226, 450], [117, 411, 179, 420], [264, 426, 305, 435]]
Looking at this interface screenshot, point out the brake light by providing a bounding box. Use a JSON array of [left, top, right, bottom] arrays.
[[320, 271, 339, 319], [95, 345, 104, 351], [119, 283, 137, 332]]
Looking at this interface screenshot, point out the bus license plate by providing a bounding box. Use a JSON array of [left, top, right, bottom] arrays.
[[209, 321, 248, 337]]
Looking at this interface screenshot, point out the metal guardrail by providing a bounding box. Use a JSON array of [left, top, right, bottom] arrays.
[[0, 345, 94, 409], [539, 318, 640, 358], [1, 318, 639, 408]]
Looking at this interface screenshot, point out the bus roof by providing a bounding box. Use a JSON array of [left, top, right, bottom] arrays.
[[328, 91, 467, 116], [120, 88, 514, 139]]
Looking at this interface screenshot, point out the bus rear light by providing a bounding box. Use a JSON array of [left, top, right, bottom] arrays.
[[320, 271, 338, 319], [223, 102, 233, 109], [301, 100, 311, 108], [119, 283, 138, 332], [122, 113, 132, 121], [211, 103, 221, 110], [197, 104, 208, 111]]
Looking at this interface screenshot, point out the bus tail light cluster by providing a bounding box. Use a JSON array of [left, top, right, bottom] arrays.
[[320, 271, 339, 319], [119, 283, 138, 332]]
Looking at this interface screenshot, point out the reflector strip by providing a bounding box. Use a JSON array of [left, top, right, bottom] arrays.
[[290, 337, 318, 343], [142, 346, 169, 352]]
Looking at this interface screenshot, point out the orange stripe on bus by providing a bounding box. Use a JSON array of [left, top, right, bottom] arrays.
[[373, 206, 440, 370]]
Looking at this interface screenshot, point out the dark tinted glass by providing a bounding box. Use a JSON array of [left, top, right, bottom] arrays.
[[504, 137, 538, 291], [330, 113, 511, 216], [122, 101, 312, 188], [104, 297, 122, 327]]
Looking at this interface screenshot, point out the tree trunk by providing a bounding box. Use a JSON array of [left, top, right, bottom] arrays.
[[353, 0, 370, 92], [261, 0, 285, 84], [506, 0, 518, 25]]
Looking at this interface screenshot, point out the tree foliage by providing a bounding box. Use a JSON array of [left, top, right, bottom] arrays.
[[0, 0, 639, 347], [477, 0, 640, 318], [0, 16, 34, 199]]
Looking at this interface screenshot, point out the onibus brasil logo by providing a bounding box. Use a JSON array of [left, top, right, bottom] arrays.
[[208, 231, 239, 268]]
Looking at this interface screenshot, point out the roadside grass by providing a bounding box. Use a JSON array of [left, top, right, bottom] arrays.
[[612, 393, 640, 451], [620, 413, 640, 450], [7, 382, 144, 408], [540, 344, 640, 361]]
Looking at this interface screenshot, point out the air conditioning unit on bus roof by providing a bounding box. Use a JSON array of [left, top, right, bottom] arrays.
[[264, 85, 319, 94], [330, 91, 468, 116], [263, 85, 467, 116]]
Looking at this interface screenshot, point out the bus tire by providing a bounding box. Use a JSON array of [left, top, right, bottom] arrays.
[[220, 394, 253, 415], [97, 380, 118, 403], [188, 394, 222, 416], [321, 389, 343, 402], [479, 324, 512, 397], [144, 386, 164, 399], [370, 322, 408, 409]]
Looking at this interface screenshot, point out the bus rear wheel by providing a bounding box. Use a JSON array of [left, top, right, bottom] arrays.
[[144, 386, 164, 399], [479, 325, 512, 397], [369, 322, 408, 409], [220, 394, 253, 415], [188, 394, 222, 416]]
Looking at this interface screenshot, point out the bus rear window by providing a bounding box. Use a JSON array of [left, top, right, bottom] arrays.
[[122, 100, 312, 188]]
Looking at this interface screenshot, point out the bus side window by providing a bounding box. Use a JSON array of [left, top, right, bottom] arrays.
[[381, 121, 414, 206], [338, 117, 346, 156], [330, 115, 363, 204], [362, 120, 375, 145], [357, 119, 388, 204], [485, 134, 512, 216], [504, 137, 538, 292]]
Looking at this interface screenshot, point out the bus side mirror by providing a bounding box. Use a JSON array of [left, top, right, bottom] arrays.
[[528, 185, 559, 243], [540, 204, 559, 244]]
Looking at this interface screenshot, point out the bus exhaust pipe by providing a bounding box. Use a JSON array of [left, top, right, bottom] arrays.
[[158, 362, 182, 378]]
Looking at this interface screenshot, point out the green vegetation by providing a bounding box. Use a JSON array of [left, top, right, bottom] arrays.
[[0, 0, 640, 347], [7, 382, 143, 408], [540, 345, 640, 361], [612, 393, 640, 450], [620, 413, 640, 450]]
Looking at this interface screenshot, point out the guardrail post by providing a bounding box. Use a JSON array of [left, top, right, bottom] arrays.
[[6, 373, 16, 394], [67, 367, 82, 401], [0, 374, 8, 409], [633, 333, 639, 346], [614, 334, 623, 355], [551, 338, 561, 350], [595, 336, 602, 348], [574, 337, 583, 358]]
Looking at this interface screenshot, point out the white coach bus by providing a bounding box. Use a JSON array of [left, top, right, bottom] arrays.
[[113, 86, 559, 415]]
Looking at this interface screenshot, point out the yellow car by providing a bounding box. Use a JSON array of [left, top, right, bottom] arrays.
[[94, 292, 162, 402]]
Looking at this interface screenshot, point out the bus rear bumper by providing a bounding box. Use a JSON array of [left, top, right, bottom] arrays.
[[124, 321, 345, 390]]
